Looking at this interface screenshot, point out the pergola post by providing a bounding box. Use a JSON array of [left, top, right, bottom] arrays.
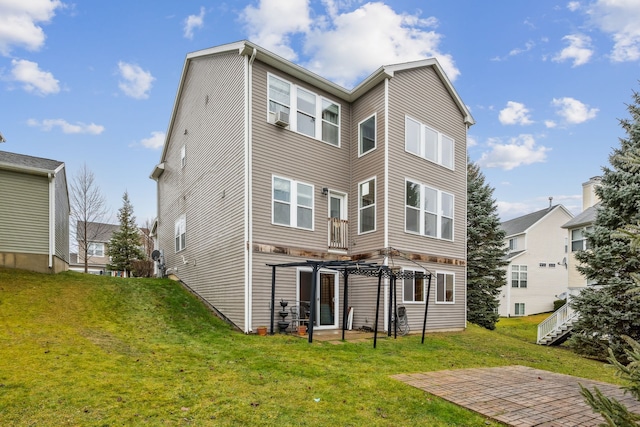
[[421, 273, 432, 344], [308, 263, 319, 343], [270, 265, 276, 335], [373, 269, 383, 349], [341, 269, 349, 341]]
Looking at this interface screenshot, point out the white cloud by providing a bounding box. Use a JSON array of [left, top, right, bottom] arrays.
[[27, 118, 105, 135], [497, 201, 534, 221], [553, 34, 593, 66], [552, 97, 598, 124], [567, 1, 581, 12], [141, 131, 165, 149], [509, 40, 535, 57], [588, 0, 640, 62], [239, 1, 459, 87], [0, 0, 62, 55], [545, 120, 557, 128], [117, 61, 154, 99], [240, 0, 312, 61], [477, 134, 550, 170], [499, 101, 533, 125], [10, 59, 59, 95], [183, 7, 205, 39], [467, 135, 478, 148]]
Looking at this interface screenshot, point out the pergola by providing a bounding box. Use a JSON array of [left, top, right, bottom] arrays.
[[266, 259, 433, 348]]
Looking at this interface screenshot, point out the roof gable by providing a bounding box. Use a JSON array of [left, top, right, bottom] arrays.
[[0, 150, 64, 175], [562, 203, 599, 228], [501, 205, 572, 237]]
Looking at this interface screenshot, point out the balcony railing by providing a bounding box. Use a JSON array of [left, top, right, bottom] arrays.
[[328, 217, 348, 250]]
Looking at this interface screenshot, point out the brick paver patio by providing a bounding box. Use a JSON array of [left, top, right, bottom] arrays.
[[393, 365, 640, 426]]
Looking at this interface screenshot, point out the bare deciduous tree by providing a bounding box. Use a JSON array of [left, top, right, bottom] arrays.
[[70, 163, 110, 273]]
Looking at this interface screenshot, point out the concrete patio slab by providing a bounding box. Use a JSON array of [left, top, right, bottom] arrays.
[[393, 365, 640, 427]]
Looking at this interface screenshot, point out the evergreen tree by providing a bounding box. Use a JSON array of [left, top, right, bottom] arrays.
[[107, 192, 145, 277], [569, 89, 640, 361], [467, 160, 509, 330]]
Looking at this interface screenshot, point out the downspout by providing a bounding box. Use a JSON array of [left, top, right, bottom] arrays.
[[48, 172, 55, 269], [244, 47, 257, 333], [383, 77, 390, 331]]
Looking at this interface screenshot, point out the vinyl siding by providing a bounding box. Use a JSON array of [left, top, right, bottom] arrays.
[[250, 61, 351, 253], [157, 51, 247, 330], [54, 169, 70, 263], [0, 169, 49, 254]]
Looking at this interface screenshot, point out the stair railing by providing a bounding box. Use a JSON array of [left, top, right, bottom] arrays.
[[536, 303, 576, 343]]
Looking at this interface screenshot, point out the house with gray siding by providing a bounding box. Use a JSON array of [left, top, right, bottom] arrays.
[[0, 150, 69, 273], [151, 40, 473, 334]]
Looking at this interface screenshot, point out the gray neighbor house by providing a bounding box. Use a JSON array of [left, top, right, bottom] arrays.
[[0, 150, 70, 273], [151, 40, 474, 334]]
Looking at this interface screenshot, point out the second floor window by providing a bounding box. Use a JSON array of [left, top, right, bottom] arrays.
[[272, 176, 313, 230], [268, 74, 340, 146], [509, 238, 517, 251], [571, 227, 593, 252], [359, 114, 376, 156], [175, 215, 186, 252], [358, 177, 376, 233], [405, 179, 453, 240], [405, 116, 454, 169], [87, 242, 104, 257], [511, 265, 527, 288]]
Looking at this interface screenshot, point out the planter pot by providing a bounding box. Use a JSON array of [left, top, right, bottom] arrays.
[[257, 326, 267, 336], [298, 325, 307, 336]]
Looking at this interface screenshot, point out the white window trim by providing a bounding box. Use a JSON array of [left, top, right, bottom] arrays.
[[272, 175, 314, 231], [511, 265, 527, 288], [175, 214, 186, 253], [435, 271, 455, 304], [404, 115, 455, 170], [514, 302, 525, 316], [358, 113, 377, 157], [87, 242, 105, 257], [180, 144, 186, 168], [402, 268, 426, 304], [358, 176, 376, 235], [267, 73, 341, 148], [404, 178, 454, 241]]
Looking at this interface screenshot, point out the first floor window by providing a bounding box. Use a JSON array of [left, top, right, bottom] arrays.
[[436, 272, 454, 303], [511, 265, 527, 288], [514, 303, 525, 316], [405, 179, 453, 240], [403, 269, 425, 303], [175, 215, 186, 252], [359, 177, 375, 233], [87, 242, 104, 257], [273, 176, 313, 230]]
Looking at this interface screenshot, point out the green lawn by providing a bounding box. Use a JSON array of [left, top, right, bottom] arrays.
[[0, 268, 617, 426]]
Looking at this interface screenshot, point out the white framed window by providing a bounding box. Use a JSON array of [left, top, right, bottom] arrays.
[[358, 114, 376, 156], [539, 263, 547, 268], [511, 265, 527, 288], [180, 144, 186, 168], [272, 176, 314, 230], [571, 227, 593, 252], [87, 242, 104, 257], [509, 238, 517, 251], [267, 74, 340, 147], [514, 303, 525, 316], [436, 272, 454, 303], [358, 177, 376, 234], [403, 268, 426, 303], [405, 116, 454, 169], [548, 263, 556, 268], [405, 179, 454, 240], [175, 214, 186, 252]]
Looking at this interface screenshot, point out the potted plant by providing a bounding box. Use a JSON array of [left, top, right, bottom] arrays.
[[257, 326, 267, 336], [298, 324, 307, 336]]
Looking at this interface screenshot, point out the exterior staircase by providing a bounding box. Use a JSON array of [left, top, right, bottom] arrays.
[[536, 303, 579, 345]]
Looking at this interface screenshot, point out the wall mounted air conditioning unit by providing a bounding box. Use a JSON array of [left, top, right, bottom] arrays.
[[274, 111, 289, 127]]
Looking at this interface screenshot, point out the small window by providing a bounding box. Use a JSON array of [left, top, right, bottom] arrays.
[[359, 115, 376, 156], [548, 263, 556, 268], [514, 303, 525, 316], [509, 238, 517, 251], [180, 145, 186, 168], [539, 263, 546, 268], [403, 269, 425, 303], [436, 272, 454, 303], [175, 215, 186, 252], [359, 177, 376, 234], [321, 100, 340, 146]]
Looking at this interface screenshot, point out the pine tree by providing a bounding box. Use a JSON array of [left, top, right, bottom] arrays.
[[106, 192, 145, 277], [467, 160, 509, 330], [569, 89, 640, 361]]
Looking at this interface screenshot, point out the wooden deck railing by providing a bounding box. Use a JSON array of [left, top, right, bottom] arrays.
[[328, 217, 348, 250]]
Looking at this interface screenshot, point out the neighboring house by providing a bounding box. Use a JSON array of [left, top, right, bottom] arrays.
[[561, 176, 601, 289], [150, 40, 474, 334], [0, 150, 69, 273], [71, 221, 120, 275], [499, 204, 574, 317]]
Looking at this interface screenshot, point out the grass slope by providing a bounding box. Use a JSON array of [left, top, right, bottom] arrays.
[[0, 268, 617, 426]]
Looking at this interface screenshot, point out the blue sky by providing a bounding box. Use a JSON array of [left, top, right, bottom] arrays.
[[2, 1, 639, 224]]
